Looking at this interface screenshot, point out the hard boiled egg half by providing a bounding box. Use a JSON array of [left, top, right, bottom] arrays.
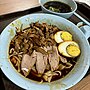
[[54, 31, 73, 43], [58, 41, 81, 57]]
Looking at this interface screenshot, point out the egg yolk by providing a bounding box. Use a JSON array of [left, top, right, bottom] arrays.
[[66, 44, 80, 57], [61, 31, 72, 41]]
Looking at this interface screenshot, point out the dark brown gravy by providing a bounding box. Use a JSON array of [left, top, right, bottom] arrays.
[[44, 1, 72, 13]]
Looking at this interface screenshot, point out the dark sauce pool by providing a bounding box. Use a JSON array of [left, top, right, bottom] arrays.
[[44, 1, 72, 13]]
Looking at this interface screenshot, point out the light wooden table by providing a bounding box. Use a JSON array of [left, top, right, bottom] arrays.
[[0, 0, 39, 15], [0, 0, 90, 90]]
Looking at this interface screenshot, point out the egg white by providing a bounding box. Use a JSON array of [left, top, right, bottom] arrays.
[[58, 41, 79, 57], [54, 31, 63, 43], [54, 31, 72, 43]]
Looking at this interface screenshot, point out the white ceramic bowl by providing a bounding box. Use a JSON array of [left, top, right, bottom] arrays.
[[39, 0, 77, 18], [0, 13, 90, 90]]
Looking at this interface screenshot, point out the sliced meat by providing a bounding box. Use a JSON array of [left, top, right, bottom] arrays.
[[21, 50, 36, 76], [36, 52, 48, 74], [48, 46, 59, 71], [45, 64, 51, 71], [59, 55, 67, 63]]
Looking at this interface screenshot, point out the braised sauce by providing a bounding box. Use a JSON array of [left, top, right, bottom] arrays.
[[44, 1, 72, 13]]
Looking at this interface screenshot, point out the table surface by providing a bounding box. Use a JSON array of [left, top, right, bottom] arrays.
[[0, 0, 90, 90], [0, 0, 39, 15], [0, 0, 90, 15]]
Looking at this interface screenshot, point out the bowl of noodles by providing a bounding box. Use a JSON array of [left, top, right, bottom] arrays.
[[0, 13, 90, 90]]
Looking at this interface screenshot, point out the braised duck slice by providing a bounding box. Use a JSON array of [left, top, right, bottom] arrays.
[[48, 46, 59, 71], [21, 50, 36, 76], [59, 55, 67, 63], [36, 52, 48, 74]]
